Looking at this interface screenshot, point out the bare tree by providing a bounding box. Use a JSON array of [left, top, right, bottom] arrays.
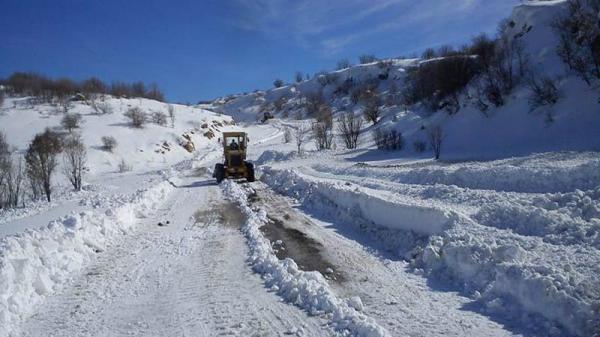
[[428, 125, 445, 160], [295, 71, 304, 83], [283, 126, 292, 143], [25, 129, 62, 202], [312, 121, 334, 150], [63, 134, 86, 191], [337, 112, 363, 149], [124, 107, 146, 128], [1, 149, 25, 210], [101, 136, 117, 152], [294, 123, 310, 154], [61, 113, 82, 132], [167, 104, 175, 127], [363, 101, 381, 125]]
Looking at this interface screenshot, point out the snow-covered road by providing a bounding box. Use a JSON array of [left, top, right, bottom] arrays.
[[20, 174, 331, 337]]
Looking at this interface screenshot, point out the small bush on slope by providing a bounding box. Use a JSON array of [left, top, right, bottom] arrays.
[[527, 74, 561, 112], [61, 113, 83, 132], [373, 129, 403, 150], [124, 107, 146, 128], [101, 136, 117, 152]]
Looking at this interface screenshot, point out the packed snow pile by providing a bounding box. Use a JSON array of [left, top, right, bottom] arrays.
[[0, 176, 176, 337], [255, 150, 298, 166], [261, 167, 457, 235], [221, 180, 391, 337], [259, 151, 600, 336]]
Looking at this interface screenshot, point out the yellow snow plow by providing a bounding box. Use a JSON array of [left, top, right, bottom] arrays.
[[213, 132, 255, 183]]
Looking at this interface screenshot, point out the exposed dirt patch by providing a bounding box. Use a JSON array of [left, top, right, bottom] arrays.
[[262, 215, 343, 282], [193, 201, 245, 229]]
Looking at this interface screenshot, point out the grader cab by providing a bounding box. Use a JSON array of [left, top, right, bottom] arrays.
[[213, 132, 255, 183]]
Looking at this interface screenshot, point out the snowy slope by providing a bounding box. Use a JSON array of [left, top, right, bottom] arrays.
[[209, 0, 600, 160], [0, 95, 233, 176]]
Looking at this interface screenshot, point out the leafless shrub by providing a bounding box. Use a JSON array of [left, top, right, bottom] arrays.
[[118, 159, 132, 173], [124, 107, 146, 128], [337, 112, 362, 149], [413, 140, 427, 153], [25, 129, 62, 202], [62, 134, 86, 191], [373, 129, 403, 150], [359, 54, 378, 64], [273, 79, 284, 88], [294, 123, 310, 154], [152, 111, 168, 126], [61, 113, 82, 132], [101, 136, 117, 152], [312, 121, 334, 150], [527, 73, 561, 111], [363, 101, 381, 125], [428, 125, 445, 160], [283, 126, 292, 143]]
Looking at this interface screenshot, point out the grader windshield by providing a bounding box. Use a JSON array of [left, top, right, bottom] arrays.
[[224, 134, 247, 150]]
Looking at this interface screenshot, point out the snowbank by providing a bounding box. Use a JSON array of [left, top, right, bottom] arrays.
[[259, 165, 600, 337], [221, 181, 390, 337], [255, 150, 298, 166], [0, 178, 175, 337], [420, 223, 600, 337], [313, 152, 600, 193], [261, 167, 457, 235]]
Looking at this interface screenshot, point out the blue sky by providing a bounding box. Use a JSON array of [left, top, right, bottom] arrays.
[[0, 0, 519, 103]]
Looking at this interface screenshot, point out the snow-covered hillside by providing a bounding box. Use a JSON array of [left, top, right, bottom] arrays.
[[209, 0, 600, 160], [0, 95, 233, 175]]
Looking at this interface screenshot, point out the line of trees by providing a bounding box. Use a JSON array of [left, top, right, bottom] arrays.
[[0, 72, 165, 102]]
